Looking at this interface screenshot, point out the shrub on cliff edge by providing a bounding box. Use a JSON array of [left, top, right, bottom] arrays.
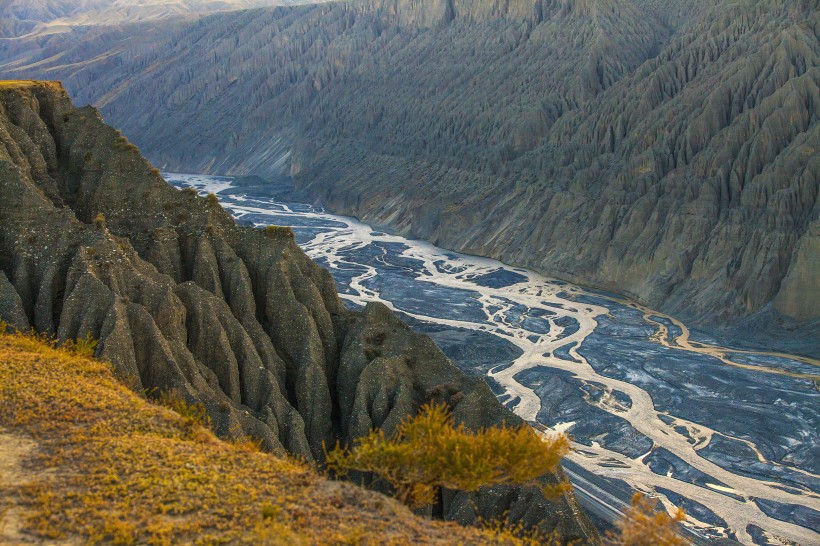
[[326, 402, 572, 508]]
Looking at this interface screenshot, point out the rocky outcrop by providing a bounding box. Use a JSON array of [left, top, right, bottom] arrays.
[[0, 81, 598, 543], [2, 0, 815, 340]]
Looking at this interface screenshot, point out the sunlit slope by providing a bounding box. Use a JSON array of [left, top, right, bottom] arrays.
[[0, 330, 533, 545]]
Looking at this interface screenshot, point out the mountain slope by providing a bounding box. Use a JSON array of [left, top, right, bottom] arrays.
[[1, 0, 816, 337], [0, 80, 597, 542], [0, 328, 542, 545], [0, 0, 329, 34]]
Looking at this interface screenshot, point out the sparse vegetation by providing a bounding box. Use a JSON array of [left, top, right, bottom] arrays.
[[326, 402, 571, 508], [0, 328, 557, 545], [606, 493, 688, 546], [264, 225, 295, 239], [93, 212, 106, 229], [113, 134, 138, 153], [151, 387, 211, 430], [205, 192, 220, 208], [61, 331, 98, 358]]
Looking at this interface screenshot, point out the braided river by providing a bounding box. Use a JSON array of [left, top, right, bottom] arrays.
[[167, 173, 819, 546]]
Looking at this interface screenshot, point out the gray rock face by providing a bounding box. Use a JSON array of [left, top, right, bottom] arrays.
[[0, 81, 598, 543], [2, 0, 815, 335]]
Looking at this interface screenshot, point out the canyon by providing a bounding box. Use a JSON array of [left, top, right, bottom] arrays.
[[167, 171, 820, 545], [0, 81, 597, 541], [0, 0, 816, 345], [1, 0, 818, 543]]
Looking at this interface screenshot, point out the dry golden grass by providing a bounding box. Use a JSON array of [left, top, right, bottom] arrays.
[[0, 329, 551, 545], [0, 80, 39, 88]]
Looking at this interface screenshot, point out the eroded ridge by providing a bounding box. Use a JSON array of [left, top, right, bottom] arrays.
[[0, 84, 595, 541], [175, 173, 819, 546]]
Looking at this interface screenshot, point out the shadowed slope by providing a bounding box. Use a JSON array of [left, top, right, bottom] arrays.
[[0, 0, 815, 338]]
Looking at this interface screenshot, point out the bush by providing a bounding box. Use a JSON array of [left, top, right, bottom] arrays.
[[606, 493, 688, 546], [326, 402, 571, 508], [93, 213, 106, 229], [205, 193, 220, 208], [153, 388, 211, 430], [113, 135, 139, 153], [62, 332, 99, 358], [264, 225, 295, 239]]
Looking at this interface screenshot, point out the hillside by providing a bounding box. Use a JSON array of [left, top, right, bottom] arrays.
[[0, 0, 330, 36], [0, 328, 545, 545], [0, 81, 597, 542], [0, 0, 815, 344]]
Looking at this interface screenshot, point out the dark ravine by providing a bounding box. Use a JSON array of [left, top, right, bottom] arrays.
[[0, 81, 598, 542], [2, 0, 816, 349]]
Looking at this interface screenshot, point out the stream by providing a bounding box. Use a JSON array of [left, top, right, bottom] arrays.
[[167, 173, 820, 546]]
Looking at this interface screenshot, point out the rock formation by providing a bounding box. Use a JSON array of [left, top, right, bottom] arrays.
[[0, 81, 598, 543], [1, 0, 815, 346]]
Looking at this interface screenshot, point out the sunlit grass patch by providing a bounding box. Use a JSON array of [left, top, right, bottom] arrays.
[[0, 328, 543, 545]]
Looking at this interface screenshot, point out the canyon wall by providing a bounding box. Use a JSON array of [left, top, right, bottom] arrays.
[[2, 0, 816, 337]]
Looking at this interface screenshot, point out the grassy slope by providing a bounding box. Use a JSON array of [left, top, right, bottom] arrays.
[[0, 331, 531, 545]]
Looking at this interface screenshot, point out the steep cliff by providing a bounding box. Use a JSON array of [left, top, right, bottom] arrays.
[[1, 0, 816, 337], [0, 81, 598, 542]]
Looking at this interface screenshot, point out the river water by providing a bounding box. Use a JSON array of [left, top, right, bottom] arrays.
[[166, 173, 820, 546]]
